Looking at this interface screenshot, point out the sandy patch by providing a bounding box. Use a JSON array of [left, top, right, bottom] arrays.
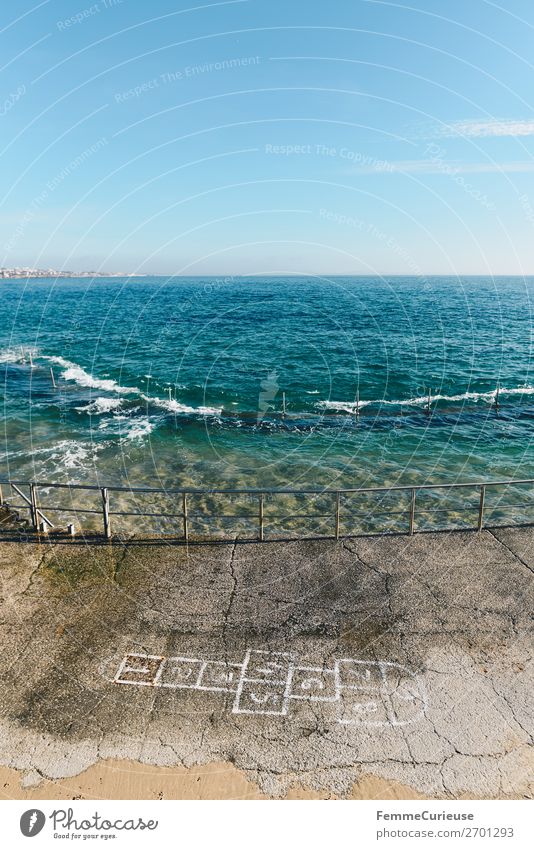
[[0, 759, 426, 801]]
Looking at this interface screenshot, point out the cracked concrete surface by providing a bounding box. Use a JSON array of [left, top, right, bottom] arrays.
[[0, 526, 532, 798]]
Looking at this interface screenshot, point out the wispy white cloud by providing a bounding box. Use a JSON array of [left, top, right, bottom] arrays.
[[353, 160, 534, 175], [441, 119, 534, 138]]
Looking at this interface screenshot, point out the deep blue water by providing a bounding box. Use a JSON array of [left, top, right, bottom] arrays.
[[2, 276, 534, 501]]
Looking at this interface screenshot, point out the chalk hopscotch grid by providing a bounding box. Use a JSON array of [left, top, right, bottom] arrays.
[[232, 650, 295, 716], [334, 658, 422, 727], [114, 653, 166, 687], [113, 649, 427, 726]]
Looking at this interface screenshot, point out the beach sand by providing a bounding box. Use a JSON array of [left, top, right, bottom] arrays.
[[0, 760, 426, 800]]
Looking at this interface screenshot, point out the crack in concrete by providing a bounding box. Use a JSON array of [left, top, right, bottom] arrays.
[[221, 537, 238, 662], [486, 528, 534, 577], [110, 544, 129, 585]]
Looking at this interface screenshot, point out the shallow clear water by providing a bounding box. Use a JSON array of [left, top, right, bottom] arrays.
[[2, 275, 534, 533]]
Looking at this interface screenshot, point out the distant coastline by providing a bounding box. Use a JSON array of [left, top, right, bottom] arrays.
[[0, 267, 144, 279]]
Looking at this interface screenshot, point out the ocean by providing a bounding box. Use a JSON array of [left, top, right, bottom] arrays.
[[2, 275, 534, 534]]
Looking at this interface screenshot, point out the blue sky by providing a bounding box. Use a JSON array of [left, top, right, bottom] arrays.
[[2, 0, 534, 275]]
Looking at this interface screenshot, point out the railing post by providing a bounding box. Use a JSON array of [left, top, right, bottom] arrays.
[[182, 493, 188, 542], [259, 493, 264, 541], [409, 488, 416, 535], [29, 483, 38, 530], [0, 483, 3, 506], [477, 485, 485, 531], [335, 492, 340, 539], [101, 487, 111, 539]]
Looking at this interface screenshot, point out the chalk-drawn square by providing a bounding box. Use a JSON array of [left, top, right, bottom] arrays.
[[198, 660, 242, 692], [233, 681, 289, 715], [242, 649, 294, 683], [114, 653, 164, 686], [336, 689, 390, 726], [159, 656, 203, 689], [336, 659, 383, 691], [289, 666, 337, 702]]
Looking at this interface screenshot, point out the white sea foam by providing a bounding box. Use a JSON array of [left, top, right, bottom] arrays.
[[317, 385, 534, 413], [45, 356, 139, 394], [75, 397, 123, 414], [141, 394, 222, 416], [317, 399, 373, 413], [0, 350, 21, 364], [20, 439, 105, 472], [0, 346, 39, 364], [58, 443, 97, 469], [122, 417, 157, 440]]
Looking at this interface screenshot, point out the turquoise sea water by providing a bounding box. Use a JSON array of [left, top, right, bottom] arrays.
[[2, 275, 534, 532]]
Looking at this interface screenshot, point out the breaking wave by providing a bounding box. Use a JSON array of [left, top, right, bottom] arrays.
[[45, 355, 139, 395], [140, 394, 222, 417], [76, 397, 123, 414], [39, 354, 220, 418], [0, 346, 38, 364], [317, 385, 534, 414]]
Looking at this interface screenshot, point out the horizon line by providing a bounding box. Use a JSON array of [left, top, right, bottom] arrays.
[[4, 272, 534, 279]]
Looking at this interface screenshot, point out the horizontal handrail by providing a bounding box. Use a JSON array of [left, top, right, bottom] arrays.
[[2, 477, 534, 494], [1, 476, 533, 543]]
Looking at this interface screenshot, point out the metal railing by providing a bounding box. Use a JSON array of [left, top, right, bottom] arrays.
[[1, 477, 534, 542]]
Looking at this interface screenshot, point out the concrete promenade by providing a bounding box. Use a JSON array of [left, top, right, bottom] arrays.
[[0, 525, 532, 798]]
